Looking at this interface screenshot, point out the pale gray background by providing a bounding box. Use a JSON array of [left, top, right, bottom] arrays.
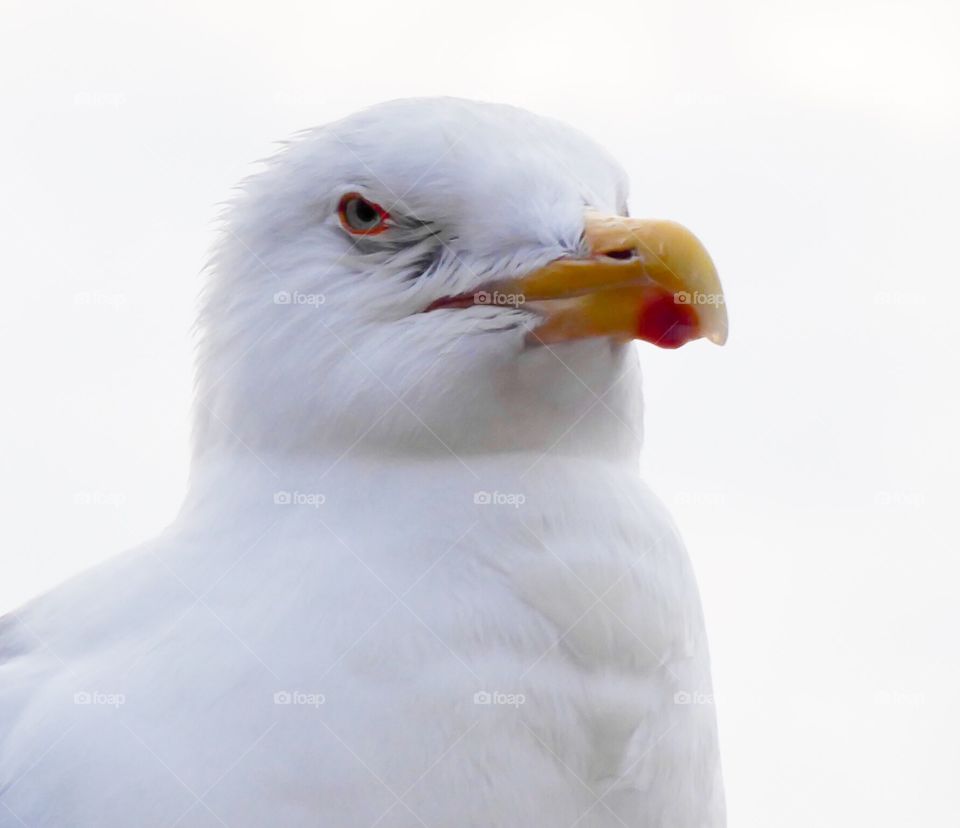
[[2, 0, 958, 825]]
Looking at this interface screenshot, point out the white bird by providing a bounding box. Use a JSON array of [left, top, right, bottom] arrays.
[[0, 97, 727, 827]]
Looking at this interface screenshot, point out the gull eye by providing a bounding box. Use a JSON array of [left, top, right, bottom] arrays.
[[338, 193, 389, 235]]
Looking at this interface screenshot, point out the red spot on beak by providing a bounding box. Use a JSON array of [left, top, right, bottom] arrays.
[[636, 292, 700, 349]]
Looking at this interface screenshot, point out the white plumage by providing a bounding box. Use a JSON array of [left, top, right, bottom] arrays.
[[0, 98, 724, 827]]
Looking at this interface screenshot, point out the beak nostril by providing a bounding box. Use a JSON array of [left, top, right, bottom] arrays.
[[602, 248, 635, 261]]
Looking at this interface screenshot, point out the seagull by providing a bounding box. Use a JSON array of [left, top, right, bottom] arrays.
[[0, 97, 727, 827]]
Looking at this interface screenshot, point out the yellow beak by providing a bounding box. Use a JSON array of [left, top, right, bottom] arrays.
[[499, 212, 728, 349]]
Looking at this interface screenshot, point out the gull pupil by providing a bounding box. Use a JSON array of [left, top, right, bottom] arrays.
[[354, 199, 377, 225]]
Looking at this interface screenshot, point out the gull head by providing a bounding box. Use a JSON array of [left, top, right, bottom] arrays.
[[194, 98, 725, 461]]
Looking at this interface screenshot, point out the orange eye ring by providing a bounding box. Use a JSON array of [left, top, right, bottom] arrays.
[[338, 192, 390, 235]]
